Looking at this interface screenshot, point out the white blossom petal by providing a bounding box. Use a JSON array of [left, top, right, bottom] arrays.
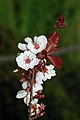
[[36, 71, 44, 84], [24, 94, 37, 105], [31, 98, 38, 104], [16, 90, 27, 99], [44, 73, 51, 80], [22, 81, 28, 89], [31, 110, 35, 116], [33, 83, 43, 92], [24, 37, 32, 43], [18, 43, 27, 50], [46, 64, 54, 69], [48, 69, 56, 76], [24, 94, 30, 105], [32, 91, 37, 96], [13, 69, 18, 73]]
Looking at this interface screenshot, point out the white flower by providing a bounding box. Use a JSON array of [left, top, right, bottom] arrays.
[[42, 64, 56, 81], [36, 64, 56, 81], [25, 35, 47, 54], [16, 50, 40, 71]]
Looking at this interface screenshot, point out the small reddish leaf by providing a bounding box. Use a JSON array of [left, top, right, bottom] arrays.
[[54, 14, 67, 28], [47, 55, 62, 68], [48, 32, 60, 43], [46, 42, 59, 54], [46, 32, 60, 54], [58, 14, 64, 25]]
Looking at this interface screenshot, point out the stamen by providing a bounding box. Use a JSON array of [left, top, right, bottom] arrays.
[[34, 43, 40, 49], [25, 57, 31, 64]]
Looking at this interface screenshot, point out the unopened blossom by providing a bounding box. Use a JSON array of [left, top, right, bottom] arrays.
[[25, 35, 47, 54], [16, 50, 40, 71], [13, 69, 18, 73]]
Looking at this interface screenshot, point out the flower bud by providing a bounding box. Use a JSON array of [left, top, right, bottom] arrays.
[[20, 77, 26, 82], [38, 90, 42, 94], [25, 86, 30, 92]]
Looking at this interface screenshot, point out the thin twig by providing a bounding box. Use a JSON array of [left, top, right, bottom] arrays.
[[29, 69, 35, 120]]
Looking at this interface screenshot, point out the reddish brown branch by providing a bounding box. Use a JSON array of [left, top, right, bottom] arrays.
[[28, 69, 35, 120]]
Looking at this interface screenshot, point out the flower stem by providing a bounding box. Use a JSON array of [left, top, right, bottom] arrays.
[[29, 69, 35, 120]]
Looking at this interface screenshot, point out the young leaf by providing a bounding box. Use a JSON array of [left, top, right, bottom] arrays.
[[47, 55, 62, 68]]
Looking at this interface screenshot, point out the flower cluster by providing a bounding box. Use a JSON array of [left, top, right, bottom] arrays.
[[14, 15, 67, 120]]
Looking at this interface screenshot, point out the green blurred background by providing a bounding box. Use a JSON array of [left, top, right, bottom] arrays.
[[0, 0, 80, 120]]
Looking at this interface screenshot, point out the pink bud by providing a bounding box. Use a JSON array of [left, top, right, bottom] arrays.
[[20, 77, 26, 82], [25, 86, 30, 92], [38, 90, 42, 94]]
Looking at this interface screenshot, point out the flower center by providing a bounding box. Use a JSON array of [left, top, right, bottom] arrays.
[[25, 57, 31, 64], [34, 43, 40, 49]]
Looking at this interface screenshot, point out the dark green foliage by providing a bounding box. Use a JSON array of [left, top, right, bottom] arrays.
[[0, 0, 80, 120]]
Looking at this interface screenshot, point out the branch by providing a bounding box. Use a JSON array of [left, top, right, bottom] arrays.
[[28, 69, 35, 120]]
